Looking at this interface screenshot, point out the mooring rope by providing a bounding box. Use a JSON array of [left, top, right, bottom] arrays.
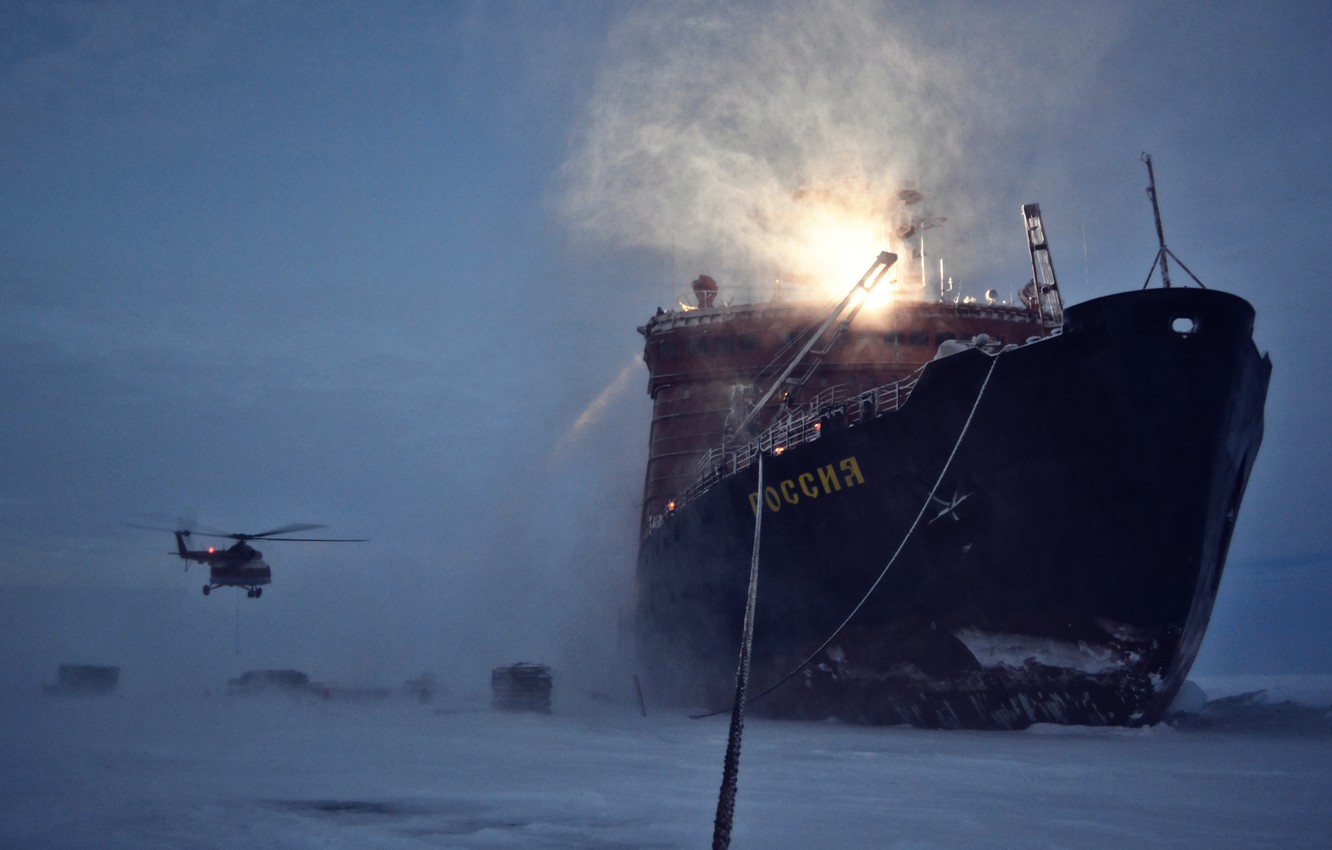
[[693, 352, 1001, 721], [711, 455, 765, 850]]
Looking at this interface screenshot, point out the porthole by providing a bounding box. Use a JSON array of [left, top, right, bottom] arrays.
[[1170, 316, 1197, 335]]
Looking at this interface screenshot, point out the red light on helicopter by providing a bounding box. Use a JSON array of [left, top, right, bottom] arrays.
[[813, 422, 822, 432], [666, 500, 676, 513], [208, 546, 215, 554]]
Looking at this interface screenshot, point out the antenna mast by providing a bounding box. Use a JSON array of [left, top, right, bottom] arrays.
[[1143, 153, 1172, 288], [1140, 153, 1207, 290]]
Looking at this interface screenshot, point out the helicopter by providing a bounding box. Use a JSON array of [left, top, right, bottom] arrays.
[[130, 521, 366, 598]]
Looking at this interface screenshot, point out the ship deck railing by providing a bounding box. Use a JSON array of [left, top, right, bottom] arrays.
[[647, 369, 925, 530]]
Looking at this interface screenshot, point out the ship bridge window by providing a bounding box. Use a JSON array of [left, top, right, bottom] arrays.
[[885, 331, 904, 344], [688, 338, 709, 355], [935, 332, 957, 346], [907, 330, 930, 346], [739, 334, 761, 351], [659, 340, 678, 359], [714, 336, 735, 353]]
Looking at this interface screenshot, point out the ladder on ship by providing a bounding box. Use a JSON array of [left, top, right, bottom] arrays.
[[1022, 203, 1065, 329]]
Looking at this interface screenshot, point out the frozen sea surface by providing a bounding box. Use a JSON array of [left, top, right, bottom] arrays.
[[2, 679, 1330, 849]]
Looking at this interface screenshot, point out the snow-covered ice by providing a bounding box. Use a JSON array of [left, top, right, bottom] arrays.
[[2, 677, 1330, 849]]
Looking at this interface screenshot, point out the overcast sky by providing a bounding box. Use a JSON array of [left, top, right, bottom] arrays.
[[2, 0, 1330, 693]]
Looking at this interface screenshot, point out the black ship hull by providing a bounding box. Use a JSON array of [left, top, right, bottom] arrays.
[[635, 287, 1270, 729]]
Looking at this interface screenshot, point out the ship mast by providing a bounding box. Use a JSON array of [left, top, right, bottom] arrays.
[[732, 251, 898, 437], [1144, 152, 1172, 288], [1141, 152, 1207, 290]]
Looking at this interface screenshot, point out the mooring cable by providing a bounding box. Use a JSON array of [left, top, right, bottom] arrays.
[[693, 352, 1000, 721], [711, 454, 765, 850]]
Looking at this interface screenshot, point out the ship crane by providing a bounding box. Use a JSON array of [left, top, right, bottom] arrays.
[[731, 251, 898, 438]]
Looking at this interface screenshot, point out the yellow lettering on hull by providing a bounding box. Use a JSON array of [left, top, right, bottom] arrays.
[[749, 456, 866, 515], [798, 472, 818, 499], [817, 464, 841, 494], [840, 456, 865, 487]]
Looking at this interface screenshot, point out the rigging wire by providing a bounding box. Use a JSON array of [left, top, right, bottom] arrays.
[[692, 351, 1001, 720], [748, 294, 843, 390]]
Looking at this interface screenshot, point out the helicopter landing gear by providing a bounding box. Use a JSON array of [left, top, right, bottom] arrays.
[[245, 588, 263, 598], [203, 585, 211, 596]]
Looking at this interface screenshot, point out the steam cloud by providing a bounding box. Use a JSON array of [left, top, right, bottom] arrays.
[[560, 1, 997, 292]]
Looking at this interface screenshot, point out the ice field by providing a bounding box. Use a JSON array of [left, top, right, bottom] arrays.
[[2, 675, 1330, 849]]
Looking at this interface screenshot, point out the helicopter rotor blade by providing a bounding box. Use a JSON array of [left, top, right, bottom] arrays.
[[246, 536, 368, 543], [130, 512, 231, 537], [131, 517, 364, 543], [243, 523, 328, 539]]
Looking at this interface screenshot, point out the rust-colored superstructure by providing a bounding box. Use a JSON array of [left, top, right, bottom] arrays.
[[637, 294, 1046, 537]]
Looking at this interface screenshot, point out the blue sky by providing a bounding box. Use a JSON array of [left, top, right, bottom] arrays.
[[2, 0, 1330, 688]]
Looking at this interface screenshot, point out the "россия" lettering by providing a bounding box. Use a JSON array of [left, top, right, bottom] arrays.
[[747, 456, 865, 514]]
